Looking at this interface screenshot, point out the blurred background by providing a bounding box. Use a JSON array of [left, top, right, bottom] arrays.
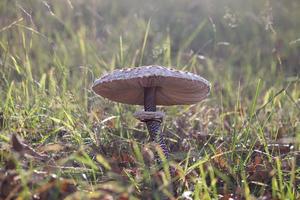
[[1, 0, 299, 95]]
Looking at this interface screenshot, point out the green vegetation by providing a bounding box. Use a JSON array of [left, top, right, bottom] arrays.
[[0, 0, 299, 199]]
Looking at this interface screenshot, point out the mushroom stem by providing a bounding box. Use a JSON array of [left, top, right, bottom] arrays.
[[144, 87, 169, 160]]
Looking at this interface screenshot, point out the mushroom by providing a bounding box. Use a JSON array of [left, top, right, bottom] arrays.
[[92, 65, 210, 163]]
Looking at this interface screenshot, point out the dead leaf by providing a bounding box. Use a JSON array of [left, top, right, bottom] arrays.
[[247, 154, 273, 182], [98, 194, 114, 200], [33, 176, 76, 200], [38, 143, 64, 153], [0, 170, 21, 199], [118, 193, 129, 200], [11, 134, 24, 152], [142, 146, 155, 165], [11, 134, 49, 161], [213, 149, 229, 170]]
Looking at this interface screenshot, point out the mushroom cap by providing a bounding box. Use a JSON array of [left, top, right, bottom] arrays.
[[92, 65, 210, 106]]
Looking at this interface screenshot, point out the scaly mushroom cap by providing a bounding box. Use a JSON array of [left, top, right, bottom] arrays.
[[92, 65, 210, 106]]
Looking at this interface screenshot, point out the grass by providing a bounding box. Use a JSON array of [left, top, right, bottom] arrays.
[[0, 0, 299, 199]]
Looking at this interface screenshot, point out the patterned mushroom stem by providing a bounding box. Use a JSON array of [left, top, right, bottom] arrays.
[[144, 87, 169, 160], [144, 87, 175, 198]]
